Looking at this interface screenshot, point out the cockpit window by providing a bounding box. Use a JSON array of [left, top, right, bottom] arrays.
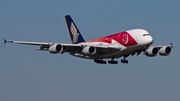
[[143, 34, 150, 36]]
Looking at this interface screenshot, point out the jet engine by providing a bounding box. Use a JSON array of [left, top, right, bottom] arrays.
[[145, 47, 159, 57], [159, 46, 172, 56], [82, 46, 96, 55], [49, 44, 63, 54]]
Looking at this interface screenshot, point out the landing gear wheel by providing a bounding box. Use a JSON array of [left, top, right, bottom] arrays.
[[94, 59, 107, 64], [108, 59, 118, 64], [121, 59, 128, 64], [125, 60, 128, 64], [103, 61, 107, 64], [121, 59, 123, 63]]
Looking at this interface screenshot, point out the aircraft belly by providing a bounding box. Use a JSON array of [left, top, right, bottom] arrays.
[[70, 45, 145, 59], [101, 45, 144, 59]]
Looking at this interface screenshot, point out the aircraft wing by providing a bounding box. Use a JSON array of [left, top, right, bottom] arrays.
[[4, 39, 121, 54], [132, 43, 175, 56], [152, 43, 175, 49], [4, 39, 52, 46]]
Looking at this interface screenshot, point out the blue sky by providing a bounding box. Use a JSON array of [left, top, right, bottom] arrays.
[[0, 0, 180, 101]]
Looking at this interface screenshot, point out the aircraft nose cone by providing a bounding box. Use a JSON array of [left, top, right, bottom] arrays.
[[147, 36, 153, 45]]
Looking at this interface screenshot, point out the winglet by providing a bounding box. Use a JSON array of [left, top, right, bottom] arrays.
[[170, 42, 175, 48], [4, 39, 7, 44]]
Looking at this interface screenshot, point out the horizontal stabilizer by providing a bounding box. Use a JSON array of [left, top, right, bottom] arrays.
[[4, 39, 6, 44]]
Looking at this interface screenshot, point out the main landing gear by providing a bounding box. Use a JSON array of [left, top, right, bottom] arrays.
[[120, 57, 128, 64], [94, 58, 118, 64], [94, 59, 107, 64], [94, 57, 129, 64], [108, 59, 118, 64]]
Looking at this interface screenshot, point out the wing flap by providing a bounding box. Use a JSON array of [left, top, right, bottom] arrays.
[[94, 45, 121, 54]]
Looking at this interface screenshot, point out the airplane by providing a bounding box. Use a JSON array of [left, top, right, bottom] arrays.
[[4, 15, 175, 64]]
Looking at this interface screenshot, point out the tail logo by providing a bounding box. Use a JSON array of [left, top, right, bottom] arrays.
[[70, 22, 79, 43]]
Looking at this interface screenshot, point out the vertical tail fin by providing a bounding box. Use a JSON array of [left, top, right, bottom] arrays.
[[64, 15, 85, 44]]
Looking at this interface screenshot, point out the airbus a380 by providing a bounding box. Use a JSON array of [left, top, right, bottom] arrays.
[[4, 15, 174, 64]]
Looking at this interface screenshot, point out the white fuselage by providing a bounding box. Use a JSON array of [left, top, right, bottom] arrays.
[[71, 29, 153, 59]]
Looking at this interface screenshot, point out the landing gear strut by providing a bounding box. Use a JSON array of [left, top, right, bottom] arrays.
[[94, 59, 107, 64], [121, 57, 128, 64]]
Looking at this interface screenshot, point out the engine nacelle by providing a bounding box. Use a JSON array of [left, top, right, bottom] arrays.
[[49, 44, 63, 54], [145, 47, 159, 57], [159, 46, 172, 56], [82, 46, 96, 55]]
